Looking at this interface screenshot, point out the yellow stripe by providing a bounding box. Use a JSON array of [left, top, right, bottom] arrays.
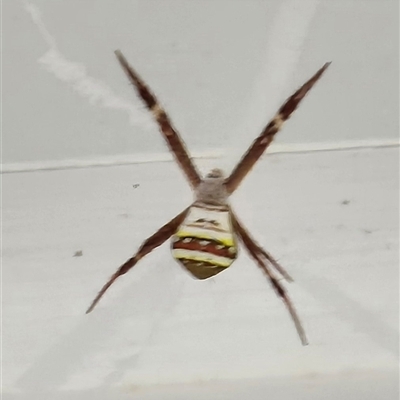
[[174, 230, 235, 247]]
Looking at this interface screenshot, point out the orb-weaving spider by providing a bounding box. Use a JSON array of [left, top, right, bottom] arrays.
[[86, 49, 330, 346]]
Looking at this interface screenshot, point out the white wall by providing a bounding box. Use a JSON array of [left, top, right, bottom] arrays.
[[3, 148, 399, 397], [3, 0, 399, 166]]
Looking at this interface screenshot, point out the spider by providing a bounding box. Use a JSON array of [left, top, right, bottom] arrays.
[[86, 49, 331, 346]]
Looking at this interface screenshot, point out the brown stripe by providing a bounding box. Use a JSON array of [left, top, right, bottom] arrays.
[[185, 223, 228, 233], [192, 202, 229, 212], [172, 240, 236, 259], [179, 259, 228, 280]]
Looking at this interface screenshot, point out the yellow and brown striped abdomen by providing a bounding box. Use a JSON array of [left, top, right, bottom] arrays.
[[171, 204, 238, 279]]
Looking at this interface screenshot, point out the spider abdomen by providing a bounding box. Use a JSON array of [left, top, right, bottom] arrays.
[[171, 203, 238, 279]]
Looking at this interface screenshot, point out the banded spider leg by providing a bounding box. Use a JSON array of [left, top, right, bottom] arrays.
[[224, 62, 331, 193], [85, 208, 189, 314], [231, 211, 307, 345], [115, 50, 201, 189]]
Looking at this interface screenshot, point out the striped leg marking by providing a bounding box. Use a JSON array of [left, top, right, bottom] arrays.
[[114, 50, 202, 189], [225, 62, 331, 194], [231, 211, 308, 345], [86, 208, 189, 313]]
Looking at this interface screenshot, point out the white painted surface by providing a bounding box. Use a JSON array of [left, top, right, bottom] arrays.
[[2, 147, 399, 399], [3, 0, 399, 165]]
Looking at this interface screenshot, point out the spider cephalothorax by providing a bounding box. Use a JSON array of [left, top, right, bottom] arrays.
[[195, 169, 228, 206], [86, 50, 331, 346]]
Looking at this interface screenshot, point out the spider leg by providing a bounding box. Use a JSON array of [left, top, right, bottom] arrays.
[[231, 212, 308, 345], [115, 50, 202, 189], [86, 207, 189, 314], [225, 62, 331, 194], [231, 211, 293, 282]]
